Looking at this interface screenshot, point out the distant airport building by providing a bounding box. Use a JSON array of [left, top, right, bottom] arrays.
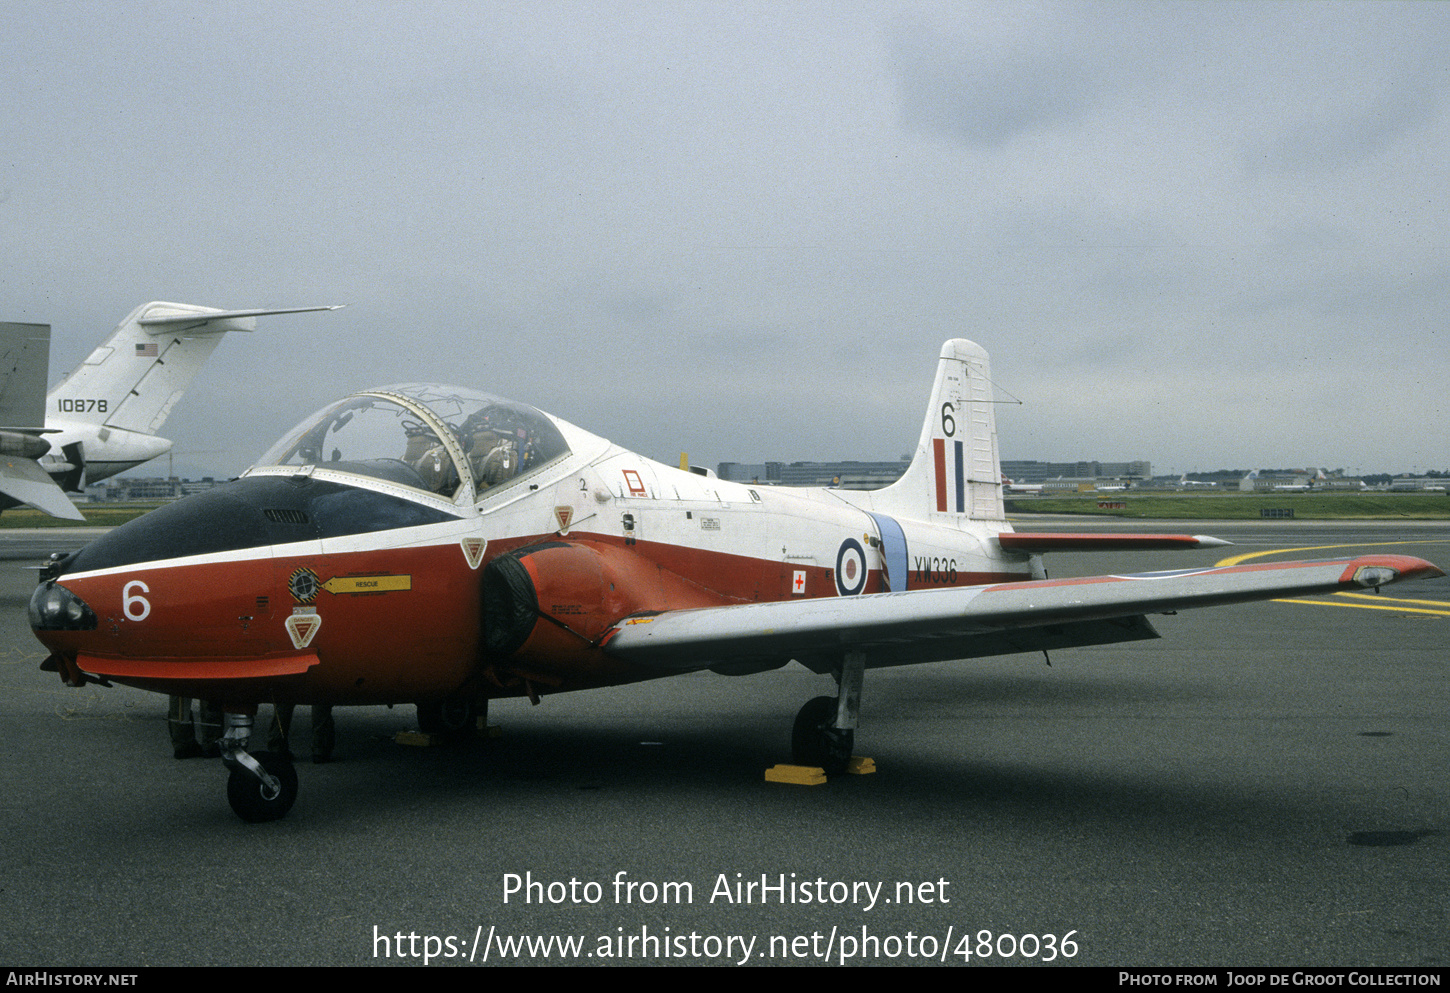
[[1040, 477, 1101, 494], [95, 476, 222, 501], [720, 457, 1150, 491], [1240, 469, 1368, 492], [716, 462, 783, 485], [1387, 476, 1447, 492], [718, 459, 910, 489], [1001, 460, 1151, 484]]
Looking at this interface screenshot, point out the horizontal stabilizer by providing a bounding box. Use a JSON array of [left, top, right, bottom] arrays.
[[604, 554, 1443, 675], [997, 533, 1232, 552], [136, 305, 345, 331], [0, 457, 85, 520]]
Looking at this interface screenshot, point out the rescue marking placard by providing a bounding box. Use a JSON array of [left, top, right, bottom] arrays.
[[321, 574, 412, 595]]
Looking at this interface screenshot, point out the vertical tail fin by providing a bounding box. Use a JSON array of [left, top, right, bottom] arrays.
[[49, 302, 341, 435], [870, 339, 1004, 523], [0, 321, 52, 430], [50, 302, 233, 433]]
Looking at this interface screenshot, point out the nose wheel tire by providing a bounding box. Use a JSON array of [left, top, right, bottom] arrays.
[[791, 695, 854, 776], [226, 750, 298, 822]]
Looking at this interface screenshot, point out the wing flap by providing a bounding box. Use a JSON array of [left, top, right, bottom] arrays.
[[604, 554, 1442, 673]]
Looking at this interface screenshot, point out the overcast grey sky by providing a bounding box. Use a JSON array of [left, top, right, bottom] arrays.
[[3, 1, 1446, 479]]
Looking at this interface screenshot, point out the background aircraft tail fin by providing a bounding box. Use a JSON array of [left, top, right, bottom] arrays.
[[0, 322, 52, 430], [48, 302, 341, 436], [868, 339, 1005, 524], [0, 321, 84, 518]]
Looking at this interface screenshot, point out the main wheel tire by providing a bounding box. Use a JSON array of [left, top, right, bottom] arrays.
[[791, 695, 853, 775], [416, 699, 475, 740], [226, 750, 298, 823]]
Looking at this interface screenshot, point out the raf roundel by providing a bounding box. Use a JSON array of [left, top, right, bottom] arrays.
[[835, 537, 868, 597]]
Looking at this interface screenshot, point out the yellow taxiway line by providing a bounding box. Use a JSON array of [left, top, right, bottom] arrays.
[[1273, 598, 1450, 617], [1213, 540, 1450, 569]]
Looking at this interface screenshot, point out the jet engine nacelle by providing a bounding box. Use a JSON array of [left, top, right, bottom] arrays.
[[481, 540, 731, 679], [0, 430, 51, 460]]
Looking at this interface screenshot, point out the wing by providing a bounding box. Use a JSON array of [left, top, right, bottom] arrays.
[[603, 554, 1443, 675]]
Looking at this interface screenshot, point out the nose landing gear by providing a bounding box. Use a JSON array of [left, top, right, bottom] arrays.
[[220, 711, 299, 822]]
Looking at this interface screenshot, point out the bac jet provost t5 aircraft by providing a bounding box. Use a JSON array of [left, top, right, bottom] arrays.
[[29, 339, 1443, 821]]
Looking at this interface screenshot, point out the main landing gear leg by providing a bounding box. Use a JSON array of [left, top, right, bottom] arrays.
[[791, 650, 865, 776], [220, 709, 298, 822]]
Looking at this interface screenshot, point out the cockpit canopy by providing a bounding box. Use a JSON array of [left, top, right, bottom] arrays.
[[251, 384, 570, 501]]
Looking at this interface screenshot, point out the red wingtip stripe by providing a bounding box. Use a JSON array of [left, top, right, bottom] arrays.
[[1338, 554, 1445, 585]]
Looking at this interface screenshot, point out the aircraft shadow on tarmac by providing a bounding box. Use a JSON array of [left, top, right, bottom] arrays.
[[120, 685, 1431, 851]]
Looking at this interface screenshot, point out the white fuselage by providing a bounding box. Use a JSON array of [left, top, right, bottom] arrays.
[[40, 419, 174, 484]]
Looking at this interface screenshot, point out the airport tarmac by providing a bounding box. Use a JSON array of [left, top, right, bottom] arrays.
[[0, 521, 1445, 967]]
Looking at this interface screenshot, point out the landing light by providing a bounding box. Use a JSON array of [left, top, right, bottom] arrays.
[[29, 582, 97, 631], [1351, 566, 1398, 589]]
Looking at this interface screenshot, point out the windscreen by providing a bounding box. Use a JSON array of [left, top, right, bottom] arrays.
[[254, 385, 570, 499]]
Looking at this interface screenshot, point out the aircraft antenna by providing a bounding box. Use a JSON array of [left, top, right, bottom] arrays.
[[981, 372, 1024, 405]]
